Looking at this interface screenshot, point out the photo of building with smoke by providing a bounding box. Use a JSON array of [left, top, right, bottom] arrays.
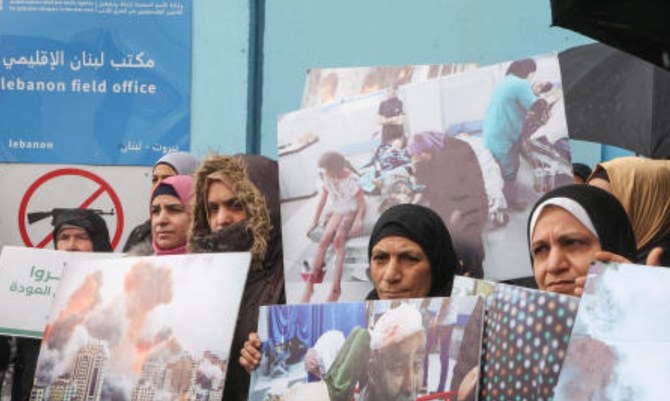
[[29, 254, 249, 401], [31, 341, 227, 401]]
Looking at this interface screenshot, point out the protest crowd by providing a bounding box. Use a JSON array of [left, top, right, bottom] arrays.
[[1, 141, 668, 401], [2, 4, 670, 401]]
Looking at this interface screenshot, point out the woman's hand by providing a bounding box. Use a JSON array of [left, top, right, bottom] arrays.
[[594, 250, 632, 264], [574, 249, 665, 296], [595, 248, 665, 266], [239, 332, 262, 374], [574, 275, 587, 297], [646, 247, 664, 266], [572, 251, 633, 296]]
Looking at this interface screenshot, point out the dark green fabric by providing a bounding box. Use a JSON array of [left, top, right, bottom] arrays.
[[324, 327, 371, 401]]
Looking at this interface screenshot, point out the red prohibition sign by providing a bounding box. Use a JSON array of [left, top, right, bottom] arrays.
[[18, 168, 125, 250]]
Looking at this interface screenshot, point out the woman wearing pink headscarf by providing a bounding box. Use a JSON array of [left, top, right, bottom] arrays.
[[150, 175, 194, 255]]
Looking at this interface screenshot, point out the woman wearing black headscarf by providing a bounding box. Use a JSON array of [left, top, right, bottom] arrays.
[[324, 203, 462, 401], [51, 208, 113, 252], [528, 184, 637, 297], [366, 203, 459, 299], [239, 204, 460, 373]]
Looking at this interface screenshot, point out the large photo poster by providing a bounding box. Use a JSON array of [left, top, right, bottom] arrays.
[[31, 253, 250, 401], [249, 296, 485, 401], [279, 53, 572, 303], [0, 0, 191, 165]]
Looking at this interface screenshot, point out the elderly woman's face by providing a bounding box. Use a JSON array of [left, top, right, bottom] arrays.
[[370, 236, 431, 299], [531, 206, 601, 295]]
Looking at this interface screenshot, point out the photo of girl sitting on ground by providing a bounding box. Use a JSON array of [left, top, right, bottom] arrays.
[[302, 151, 366, 303]]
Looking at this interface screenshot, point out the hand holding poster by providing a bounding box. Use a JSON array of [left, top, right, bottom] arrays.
[[31, 252, 251, 401]]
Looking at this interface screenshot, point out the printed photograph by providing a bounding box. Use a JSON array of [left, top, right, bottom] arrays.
[[249, 296, 485, 401], [30, 253, 250, 401], [0, 246, 121, 338], [279, 53, 572, 303], [301, 64, 478, 109], [554, 262, 670, 401], [451, 276, 496, 298]]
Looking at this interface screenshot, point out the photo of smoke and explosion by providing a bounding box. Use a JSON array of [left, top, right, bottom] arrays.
[[31, 253, 251, 401]]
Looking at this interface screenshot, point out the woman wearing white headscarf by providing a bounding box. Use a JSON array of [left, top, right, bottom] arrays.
[[528, 184, 638, 297]]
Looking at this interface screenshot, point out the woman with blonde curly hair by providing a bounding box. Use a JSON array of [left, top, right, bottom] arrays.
[[189, 154, 285, 401]]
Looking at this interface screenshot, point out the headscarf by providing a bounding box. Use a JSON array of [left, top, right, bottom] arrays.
[[527, 184, 637, 263], [367, 203, 459, 299], [572, 163, 592, 182], [407, 131, 446, 156], [150, 175, 193, 255], [589, 157, 670, 251], [121, 152, 199, 255], [51, 209, 112, 252], [154, 151, 200, 175]]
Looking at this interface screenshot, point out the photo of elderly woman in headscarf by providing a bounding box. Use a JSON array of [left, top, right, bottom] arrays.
[[51, 208, 113, 252], [407, 131, 488, 278]]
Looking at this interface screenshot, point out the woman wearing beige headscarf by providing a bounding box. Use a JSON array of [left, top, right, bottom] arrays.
[[588, 156, 670, 266]]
